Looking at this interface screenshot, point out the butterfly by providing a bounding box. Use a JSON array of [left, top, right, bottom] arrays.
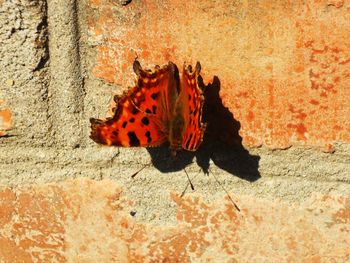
[[90, 59, 206, 156]]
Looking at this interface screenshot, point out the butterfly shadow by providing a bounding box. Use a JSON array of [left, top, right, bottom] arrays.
[[146, 75, 261, 182]]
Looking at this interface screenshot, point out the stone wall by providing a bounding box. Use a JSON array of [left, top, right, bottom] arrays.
[[0, 0, 349, 261]]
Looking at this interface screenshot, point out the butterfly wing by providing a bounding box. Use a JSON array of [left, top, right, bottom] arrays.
[[131, 60, 179, 127], [90, 60, 177, 147], [180, 62, 206, 151]]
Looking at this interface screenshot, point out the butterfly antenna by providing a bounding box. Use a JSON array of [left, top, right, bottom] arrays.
[[184, 168, 195, 191], [180, 167, 196, 197], [209, 168, 241, 212], [131, 163, 150, 178]]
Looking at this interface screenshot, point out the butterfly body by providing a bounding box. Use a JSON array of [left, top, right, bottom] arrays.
[[90, 59, 206, 155]]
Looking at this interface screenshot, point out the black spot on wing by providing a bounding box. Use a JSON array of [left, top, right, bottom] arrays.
[[152, 105, 157, 114], [145, 130, 152, 143], [141, 117, 149, 125], [131, 107, 139, 115], [127, 131, 140, 146], [151, 92, 159, 100], [145, 108, 152, 114], [129, 117, 135, 123], [122, 121, 127, 128]]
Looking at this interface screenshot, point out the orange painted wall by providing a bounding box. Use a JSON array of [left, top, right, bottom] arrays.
[[88, 0, 350, 151], [0, 104, 12, 137], [0, 179, 349, 261]]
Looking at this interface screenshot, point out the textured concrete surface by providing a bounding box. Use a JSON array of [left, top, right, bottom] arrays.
[[0, 0, 49, 144], [47, 0, 85, 148], [0, 0, 349, 261]]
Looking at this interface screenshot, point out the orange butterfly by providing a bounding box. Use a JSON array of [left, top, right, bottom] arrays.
[[90, 59, 206, 156]]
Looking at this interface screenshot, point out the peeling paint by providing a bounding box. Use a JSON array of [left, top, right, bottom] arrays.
[[0, 108, 13, 137]]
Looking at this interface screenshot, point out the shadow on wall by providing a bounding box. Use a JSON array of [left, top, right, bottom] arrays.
[[147, 76, 261, 182]]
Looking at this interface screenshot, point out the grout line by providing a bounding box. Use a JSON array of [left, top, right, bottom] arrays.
[[46, 0, 85, 148]]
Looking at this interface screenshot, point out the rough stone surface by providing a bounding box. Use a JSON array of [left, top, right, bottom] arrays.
[[0, 0, 349, 261], [0, 0, 49, 144]]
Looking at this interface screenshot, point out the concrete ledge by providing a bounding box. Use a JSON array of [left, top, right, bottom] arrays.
[[0, 145, 349, 224]]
